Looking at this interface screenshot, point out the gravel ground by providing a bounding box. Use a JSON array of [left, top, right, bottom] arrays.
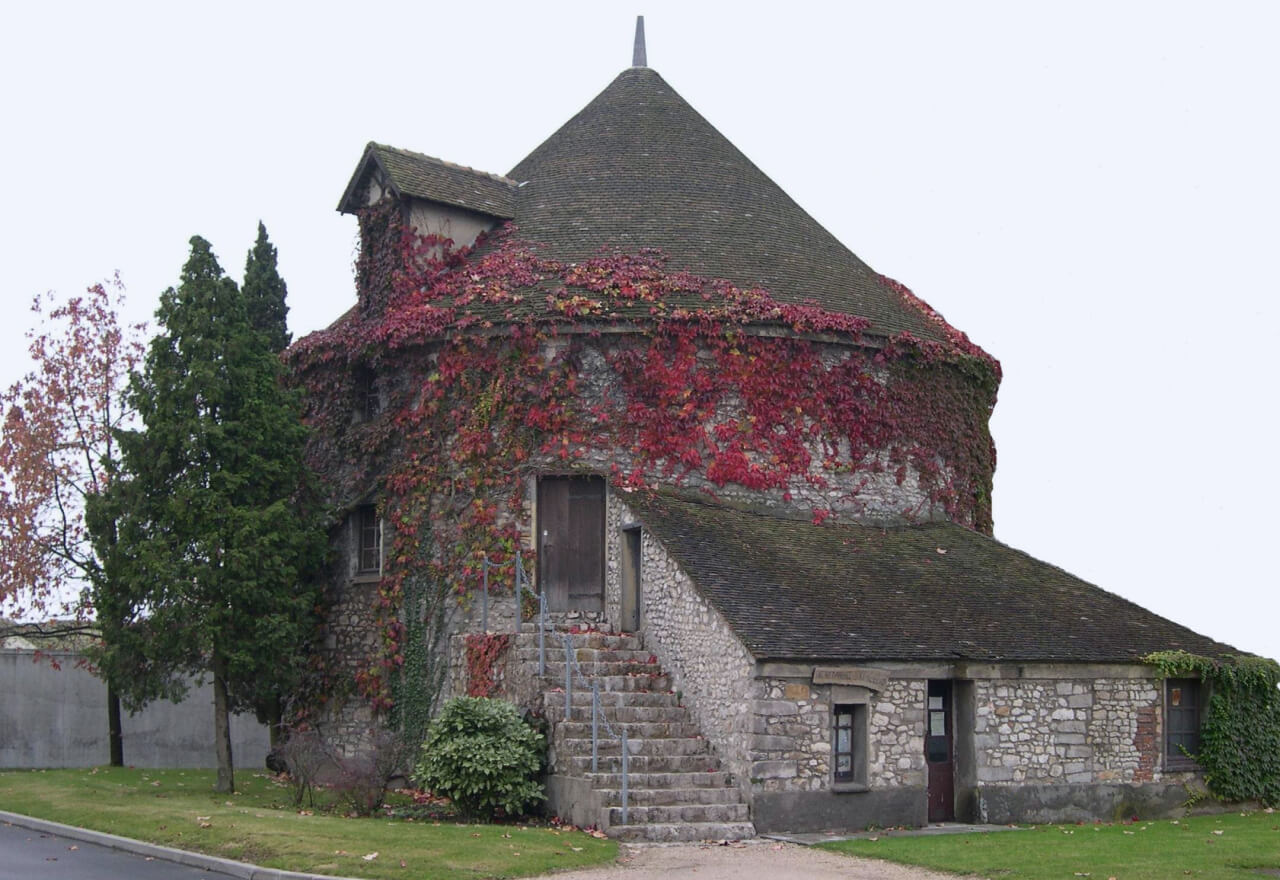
[[538, 839, 972, 880]]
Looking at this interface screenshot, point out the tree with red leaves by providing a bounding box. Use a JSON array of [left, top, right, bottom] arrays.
[[0, 276, 145, 765]]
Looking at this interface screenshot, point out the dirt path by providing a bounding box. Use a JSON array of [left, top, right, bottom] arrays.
[[539, 839, 970, 880]]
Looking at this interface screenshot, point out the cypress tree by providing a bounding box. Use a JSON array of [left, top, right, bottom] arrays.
[[243, 221, 291, 353], [90, 236, 323, 793]]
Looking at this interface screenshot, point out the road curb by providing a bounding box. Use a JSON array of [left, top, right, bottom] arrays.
[[0, 809, 367, 880]]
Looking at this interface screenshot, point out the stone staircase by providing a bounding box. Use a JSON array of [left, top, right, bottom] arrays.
[[524, 630, 755, 842]]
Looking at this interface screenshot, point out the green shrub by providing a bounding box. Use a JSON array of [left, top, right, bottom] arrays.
[[413, 696, 545, 820]]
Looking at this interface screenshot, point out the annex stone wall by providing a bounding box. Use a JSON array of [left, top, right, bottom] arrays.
[[621, 498, 756, 791], [973, 677, 1174, 787], [750, 677, 926, 792]]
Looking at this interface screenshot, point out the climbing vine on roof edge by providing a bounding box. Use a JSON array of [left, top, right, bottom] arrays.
[[286, 199, 1001, 710], [1146, 651, 1280, 806]]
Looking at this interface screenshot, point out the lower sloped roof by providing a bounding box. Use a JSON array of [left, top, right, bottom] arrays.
[[624, 491, 1235, 664]]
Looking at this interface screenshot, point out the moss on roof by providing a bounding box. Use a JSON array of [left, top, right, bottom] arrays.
[[625, 491, 1236, 664]]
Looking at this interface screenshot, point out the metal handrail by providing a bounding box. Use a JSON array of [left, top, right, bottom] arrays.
[[478, 550, 627, 822], [560, 631, 630, 824], [480, 549, 548, 675]]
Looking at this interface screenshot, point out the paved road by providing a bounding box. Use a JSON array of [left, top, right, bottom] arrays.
[[540, 839, 973, 880], [0, 820, 239, 880]]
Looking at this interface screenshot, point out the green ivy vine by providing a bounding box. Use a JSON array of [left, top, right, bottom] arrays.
[[1145, 650, 1280, 805], [387, 521, 451, 747]]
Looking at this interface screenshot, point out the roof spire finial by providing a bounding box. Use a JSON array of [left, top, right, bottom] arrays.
[[632, 15, 647, 67]]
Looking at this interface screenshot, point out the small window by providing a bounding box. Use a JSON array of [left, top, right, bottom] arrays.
[[833, 704, 868, 788], [356, 506, 381, 574], [1165, 678, 1202, 769], [354, 367, 379, 422]]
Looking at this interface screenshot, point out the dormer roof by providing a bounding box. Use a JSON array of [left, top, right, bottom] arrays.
[[338, 142, 517, 220]]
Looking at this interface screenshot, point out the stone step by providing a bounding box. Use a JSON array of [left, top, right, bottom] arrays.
[[539, 660, 664, 677], [553, 690, 680, 709], [607, 803, 750, 825], [517, 647, 656, 665], [554, 720, 702, 740], [556, 704, 691, 724], [596, 786, 743, 806], [586, 770, 730, 789], [540, 673, 671, 692], [518, 629, 644, 651], [530, 648, 657, 664], [607, 821, 756, 843], [561, 752, 724, 775], [555, 736, 711, 758]]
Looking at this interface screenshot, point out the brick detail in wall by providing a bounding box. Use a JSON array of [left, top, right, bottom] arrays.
[[1134, 706, 1157, 782]]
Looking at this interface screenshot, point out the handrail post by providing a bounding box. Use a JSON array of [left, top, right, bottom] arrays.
[[563, 635, 572, 721], [621, 730, 629, 824], [591, 683, 600, 774], [538, 590, 546, 676], [514, 550, 523, 632], [481, 553, 489, 632]]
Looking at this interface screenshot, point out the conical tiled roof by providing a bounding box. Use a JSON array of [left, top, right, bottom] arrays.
[[507, 67, 943, 341]]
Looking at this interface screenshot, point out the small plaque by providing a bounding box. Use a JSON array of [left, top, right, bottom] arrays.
[[1171, 687, 1182, 707], [812, 666, 889, 691], [784, 683, 810, 700]]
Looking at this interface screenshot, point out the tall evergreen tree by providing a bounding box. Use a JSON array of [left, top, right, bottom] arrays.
[[243, 221, 291, 353], [89, 236, 323, 793]]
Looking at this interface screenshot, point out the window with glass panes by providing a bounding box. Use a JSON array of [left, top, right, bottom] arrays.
[[357, 506, 381, 574], [1165, 678, 1202, 768]]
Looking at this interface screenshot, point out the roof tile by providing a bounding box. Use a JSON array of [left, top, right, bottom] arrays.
[[626, 491, 1236, 664]]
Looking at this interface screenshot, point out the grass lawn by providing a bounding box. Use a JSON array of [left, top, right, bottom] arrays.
[[820, 811, 1280, 879], [0, 766, 616, 879]]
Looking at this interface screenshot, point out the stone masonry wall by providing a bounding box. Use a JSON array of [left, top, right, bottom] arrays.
[[546, 341, 952, 527], [624, 499, 757, 790], [320, 579, 379, 755], [868, 679, 928, 789], [975, 677, 1178, 787], [750, 677, 925, 793]]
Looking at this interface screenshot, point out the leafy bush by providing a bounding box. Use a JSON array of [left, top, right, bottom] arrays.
[[413, 696, 545, 820]]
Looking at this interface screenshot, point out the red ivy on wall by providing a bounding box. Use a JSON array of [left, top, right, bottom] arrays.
[[465, 633, 512, 698], [287, 199, 1001, 709]]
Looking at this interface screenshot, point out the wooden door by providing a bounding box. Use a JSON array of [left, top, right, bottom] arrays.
[[620, 527, 641, 632], [537, 476, 604, 612], [926, 680, 955, 822]]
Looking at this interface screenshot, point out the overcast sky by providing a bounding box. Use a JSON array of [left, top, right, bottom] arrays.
[[2, 1, 1276, 664]]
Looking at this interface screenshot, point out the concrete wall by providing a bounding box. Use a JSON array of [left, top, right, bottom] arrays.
[[1, 650, 269, 769]]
